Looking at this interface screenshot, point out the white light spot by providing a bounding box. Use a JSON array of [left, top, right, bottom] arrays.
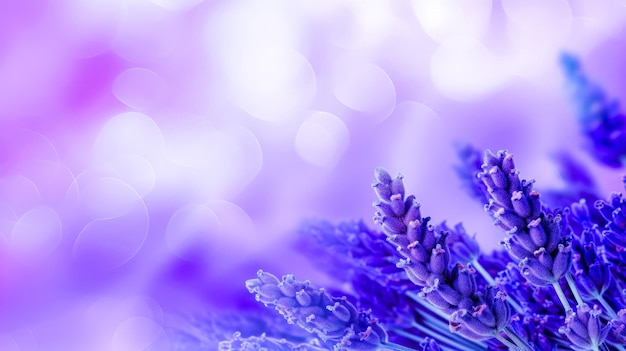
[[412, 0, 492, 42], [332, 63, 396, 120], [74, 175, 142, 219], [95, 112, 164, 163], [107, 155, 156, 198], [431, 36, 508, 101], [295, 111, 350, 168], [16, 160, 76, 205], [150, 0, 204, 11], [207, 200, 258, 253], [228, 48, 316, 122], [111, 317, 165, 351], [10, 206, 62, 258], [112, 68, 168, 111], [165, 204, 221, 261], [73, 200, 149, 269], [162, 119, 263, 198]]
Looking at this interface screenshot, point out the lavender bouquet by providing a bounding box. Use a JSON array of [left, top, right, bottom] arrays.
[[203, 57, 626, 351]]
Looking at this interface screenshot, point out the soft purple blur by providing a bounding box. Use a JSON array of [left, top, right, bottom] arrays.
[[1, 1, 626, 349]]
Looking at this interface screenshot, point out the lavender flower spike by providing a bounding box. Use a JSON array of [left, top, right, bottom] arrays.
[[558, 304, 611, 351], [246, 270, 388, 350], [218, 332, 327, 351], [561, 53, 626, 168], [479, 150, 572, 286]]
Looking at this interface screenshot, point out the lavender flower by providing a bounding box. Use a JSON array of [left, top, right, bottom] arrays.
[[455, 143, 490, 205], [558, 304, 611, 351], [219, 332, 327, 351], [561, 53, 626, 168], [479, 150, 572, 287], [419, 337, 442, 351], [372, 168, 513, 344], [246, 270, 388, 350]]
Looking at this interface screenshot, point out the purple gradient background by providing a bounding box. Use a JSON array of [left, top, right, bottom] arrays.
[[1, 1, 626, 349]]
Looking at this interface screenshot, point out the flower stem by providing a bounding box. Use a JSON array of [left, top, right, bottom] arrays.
[[565, 273, 584, 307], [472, 259, 495, 285], [551, 281, 572, 312], [504, 327, 531, 351], [408, 322, 486, 351], [495, 334, 518, 350], [381, 341, 419, 351], [595, 294, 618, 319]]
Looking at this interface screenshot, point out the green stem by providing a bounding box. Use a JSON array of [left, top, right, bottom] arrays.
[[472, 260, 525, 314], [381, 341, 419, 351], [495, 334, 518, 350], [472, 260, 495, 285], [565, 273, 584, 307], [551, 281, 572, 312], [504, 327, 530, 351], [406, 291, 450, 320], [595, 294, 619, 319], [409, 322, 485, 351]]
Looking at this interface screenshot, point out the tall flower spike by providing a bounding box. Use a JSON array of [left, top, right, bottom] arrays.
[[454, 143, 490, 205], [561, 52, 626, 168], [246, 270, 388, 350], [479, 150, 572, 286], [298, 219, 417, 326], [558, 304, 611, 351], [372, 168, 514, 345]]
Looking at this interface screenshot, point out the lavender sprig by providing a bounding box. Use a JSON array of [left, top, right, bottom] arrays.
[[372, 169, 517, 347], [218, 332, 327, 351], [479, 151, 573, 293], [558, 304, 612, 351], [561, 53, 626, 168], [246, 270, 389, 351]]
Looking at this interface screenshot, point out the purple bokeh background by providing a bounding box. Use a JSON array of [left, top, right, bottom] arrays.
[[1, 1, 626, 349]]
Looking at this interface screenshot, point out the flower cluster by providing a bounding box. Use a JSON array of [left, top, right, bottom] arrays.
[[177, 56, 626, 351]]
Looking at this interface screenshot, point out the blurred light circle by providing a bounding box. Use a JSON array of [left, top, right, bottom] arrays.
[[86, 296, 164, 328], [74, 175, 142, 219], [162, 118, 219, 170], [332, 63, 396, 120], [228, 48, 316, 122], [10, 206, 62, 258], [111, 317, 166, 351], [207, 200, 257, 253], [431, 36, 507, 101], [107, 155, 156, 198], [112, 68, 168, 110], [0, 335, 18, 351], [165, 204, 221, 261], [412, 0, 492, 42], [295, 111, 349, 168], [150, 0, 204, 11], [73, 199, 149, 269], [17, 160, 76, 205], [95, 112, 164, 163], [0, 175, 42, 215], [162, 120, 263, 198]]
